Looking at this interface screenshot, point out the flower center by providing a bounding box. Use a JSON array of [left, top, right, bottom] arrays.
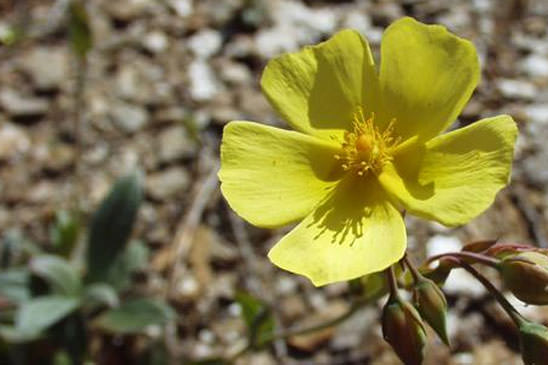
[[334, 107, 399, 177]]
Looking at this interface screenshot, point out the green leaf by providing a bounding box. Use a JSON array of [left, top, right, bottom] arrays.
[[235, 291, 274, 348], [53, 351, 72, 365], [15, 296, 80, 337], [0, 25, 23, 46], [0, 269, 30, 304], [68, 0, 92, 59], [50, 210, 80, 257], [86, 172, 143, 283], [83, 283, 119, 309], [103, 240, 149, 290], [0, 325, 41, 343], [94, 299, 174, 334], [30, 255, 82, 296]]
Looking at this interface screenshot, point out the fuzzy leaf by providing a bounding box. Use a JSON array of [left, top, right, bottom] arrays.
[[94, 299, 174, 334], [15, 296, 80, 337], [68, 1, 92, 59], [30, 255, 82, 296], [86, 172, 143, 282], [235, 291, 274, 348]]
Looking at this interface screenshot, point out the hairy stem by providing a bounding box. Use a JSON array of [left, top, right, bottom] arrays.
[[451, 258, 524, 327], [426, 251, 500, 269]]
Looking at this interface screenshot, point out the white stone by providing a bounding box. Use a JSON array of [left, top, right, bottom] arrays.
[[255, 0, 337, 57], [192, 343, 214, 358], [512, 33, 548, 55], [472, 0, 491, 12], [19, 47, 69, 90], [0, 123, 30, 161], [446, 310, 460, 342], [443, 268, 486, 297], [146, 167, 190, 201], [342, 13, 372, 35], [275, 275, 298, 295], [178, 274, 199, 297], [157, 125, 196, 162], [188, 29, 222, 59], [198, 329, 215, 344], [255, 26, 298, 57], [275, 0, 337, 34], [227, 302, 242, 317], [142, 31, 169, 53], [169, 0, 192, 17], [110, 102, 148, 133], [0, 89, 49, 117], [521, 54, 548, 78], [220, 62, 251, 84], [525, 103, 548, 124], [496, 78, 537, 99], [188, 60, 220, 101], [426, 235, 462, 259], [366, 27, 384, 45]]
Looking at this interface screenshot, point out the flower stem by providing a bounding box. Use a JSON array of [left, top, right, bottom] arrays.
[[450, 258, 524, 327], [403, 253, 422, 283], [272, 300, 366, 341], [227, 297, 369, 363], [385, 264, 401, 301], [426, 251, 500, 269]]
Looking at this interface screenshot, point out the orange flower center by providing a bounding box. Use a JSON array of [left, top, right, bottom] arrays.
[[335, 107, 400, 177]]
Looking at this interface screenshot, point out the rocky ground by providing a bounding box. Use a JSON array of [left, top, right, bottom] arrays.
[[2, 0, 548, 363]]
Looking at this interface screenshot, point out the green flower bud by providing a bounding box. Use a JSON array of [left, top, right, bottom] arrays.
[[519, 320, 548, 365], [500, 252, 548, 305], [413, 278, 450, 346], [382, 296, 427, 365]]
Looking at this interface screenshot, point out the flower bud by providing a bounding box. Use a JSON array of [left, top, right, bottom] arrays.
[[382, 296, 427, 365], [519, 320, 548, 365], [413, 278, 450, 346], [500, 252, 548, 305]]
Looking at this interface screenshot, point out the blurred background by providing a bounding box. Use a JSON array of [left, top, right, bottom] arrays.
[[1, 0, 548, 364]]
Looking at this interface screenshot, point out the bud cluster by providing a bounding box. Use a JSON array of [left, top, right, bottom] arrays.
[[382, 294, 427, 365], [379, 243, 548, 364], [381, 262, 449, 365], [414, 242, 548, 365]]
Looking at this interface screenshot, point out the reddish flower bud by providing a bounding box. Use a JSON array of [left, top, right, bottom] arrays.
[[500, 252, 548, 305], [382, 296, 427, 365]]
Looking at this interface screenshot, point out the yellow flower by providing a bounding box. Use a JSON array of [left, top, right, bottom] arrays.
[[219, 17, 517, 286]]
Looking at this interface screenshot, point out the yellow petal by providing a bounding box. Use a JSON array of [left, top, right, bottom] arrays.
[[378, 115, 518, 226], [268, 177, 406, 286], [378, 17, 480, 141], [261, 29, 380, 140], [219, 121, 341, 228]]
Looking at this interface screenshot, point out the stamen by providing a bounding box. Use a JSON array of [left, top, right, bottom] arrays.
[[334, 107, 400, 177]]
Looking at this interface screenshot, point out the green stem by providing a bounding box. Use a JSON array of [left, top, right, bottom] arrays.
[[452, 258, 524, 327], [385, 265, 401, 301], [274, 300, 365, 341], [403, 254, 422, 284], [228, 298, 368, 363], [426, 251, 500, 269]]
